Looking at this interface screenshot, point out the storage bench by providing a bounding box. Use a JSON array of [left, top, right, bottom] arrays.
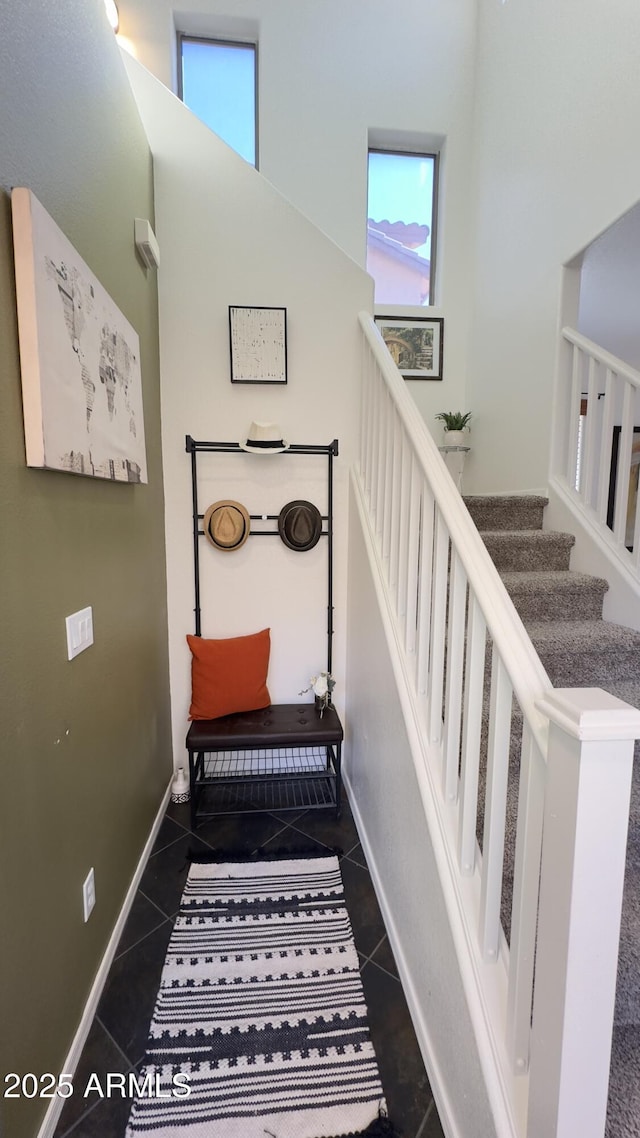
[[186, 703, 343, 829]]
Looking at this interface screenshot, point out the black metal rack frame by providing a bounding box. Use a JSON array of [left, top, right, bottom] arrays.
[[186, 435, 339, 674], [184, 435, 343, 822]]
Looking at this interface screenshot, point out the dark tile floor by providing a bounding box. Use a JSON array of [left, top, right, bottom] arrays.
[[54, 794, 445, 1138]]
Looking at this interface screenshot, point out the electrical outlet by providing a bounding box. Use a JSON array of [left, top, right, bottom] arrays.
[[83, 868, 96, 922]]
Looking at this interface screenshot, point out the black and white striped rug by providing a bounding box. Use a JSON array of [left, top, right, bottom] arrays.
[[125, 853, 395, 1138]]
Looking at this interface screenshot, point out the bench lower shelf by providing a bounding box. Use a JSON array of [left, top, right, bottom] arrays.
[[192, 771, 339, 819], [186, 705, 343, 827]]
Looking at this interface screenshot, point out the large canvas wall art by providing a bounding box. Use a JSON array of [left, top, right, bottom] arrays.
[[11, 188, 148, 482]]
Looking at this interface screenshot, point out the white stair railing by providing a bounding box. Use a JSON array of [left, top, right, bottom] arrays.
[[554, 327, 640, 571], [357, 311, 640, 1138]]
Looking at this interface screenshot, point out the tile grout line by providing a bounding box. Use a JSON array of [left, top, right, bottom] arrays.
[[165, 811, 193, 835], [286, 820, 361, 859], [343, 837, 363, 859], [367, 932, 388, 961], [358, 942, 401, 984], [290, 825, 366, 869], [113, 910, 172, 963], [367, 956, 401, 983], [138, 887, 176, 922], [285, 821, 338, 851], [357, 939, 381, 970], [415, 1096, 436, 1138], [257, 821, 298, 852], [56, 1096, 102, 1138], [95, 1014, 141, 1071], [56, 1019, 137, 1138], [195, 818, 293, 856], [148, 830, 191, 858]]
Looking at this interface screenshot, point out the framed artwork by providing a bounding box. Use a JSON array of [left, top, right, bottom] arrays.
[[11, 187, 147, 482], [607, 425, 640, 549], [374, 314, 444, 380], [229, 305, 287, 384]]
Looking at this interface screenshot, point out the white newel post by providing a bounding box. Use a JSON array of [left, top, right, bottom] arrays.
[[527, 688, 640, 1138]]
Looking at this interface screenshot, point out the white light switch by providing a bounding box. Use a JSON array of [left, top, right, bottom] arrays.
[[66, 606, 94, 660]]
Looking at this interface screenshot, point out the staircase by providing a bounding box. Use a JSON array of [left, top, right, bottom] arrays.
[[465, 494, 640, 1138]]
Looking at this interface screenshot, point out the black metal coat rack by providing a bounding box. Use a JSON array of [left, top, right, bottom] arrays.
[[186, 435, 339, 676]]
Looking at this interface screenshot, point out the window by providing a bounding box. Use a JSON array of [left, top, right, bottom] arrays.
[[178, 37, 257, 166], [367, 149, 438, 306]]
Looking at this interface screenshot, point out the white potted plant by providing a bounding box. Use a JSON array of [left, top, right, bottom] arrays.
[[435, 410, 472, 447]]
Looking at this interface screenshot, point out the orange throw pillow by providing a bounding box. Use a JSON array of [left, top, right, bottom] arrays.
[[186, 629, 271, 720]]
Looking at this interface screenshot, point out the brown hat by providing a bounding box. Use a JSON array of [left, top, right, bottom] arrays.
[[203, 500, 251, 551], [278, 500, 323, 552]]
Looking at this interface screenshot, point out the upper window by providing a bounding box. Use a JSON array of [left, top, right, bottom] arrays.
[[367, 149, 437, 306], [178, 37, 257, 166]]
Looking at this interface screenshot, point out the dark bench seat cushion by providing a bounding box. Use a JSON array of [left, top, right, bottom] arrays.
[[186, 703, 343, 751]]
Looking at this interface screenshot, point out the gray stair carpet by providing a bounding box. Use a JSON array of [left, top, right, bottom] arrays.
[[464, 494, 640, 1138], [501, 570, 609, 622], [481, 529, 576, 572]]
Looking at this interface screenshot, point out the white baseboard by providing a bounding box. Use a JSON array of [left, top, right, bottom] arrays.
[[344, 769, 461, 1138], [37, 778, 173, 1138]]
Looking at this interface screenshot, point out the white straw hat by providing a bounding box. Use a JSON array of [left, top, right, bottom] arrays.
[[239, 421, 290, 455]]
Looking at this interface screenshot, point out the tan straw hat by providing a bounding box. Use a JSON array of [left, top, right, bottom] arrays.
[[203, 500, 251, 551]]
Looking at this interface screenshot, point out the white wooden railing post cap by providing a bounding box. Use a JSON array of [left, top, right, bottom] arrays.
[[536, 687, 640, 742]]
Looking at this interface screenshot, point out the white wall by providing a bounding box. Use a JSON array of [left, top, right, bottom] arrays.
[[118, 0, 478, 429], [465, 0, 640, 494], [124, 53, 372, 767], [578, 203, 640, 372], [346, 479, 498, 1138]]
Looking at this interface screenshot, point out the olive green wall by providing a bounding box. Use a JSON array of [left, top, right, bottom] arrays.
[[0, 3, 172, 1135]]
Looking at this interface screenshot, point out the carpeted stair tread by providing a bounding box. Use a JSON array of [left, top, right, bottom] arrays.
[[616, 860, 640, 1025], [501, 570, 609, 622], [525, 619, 640, 687], [464, 495, 548, 532], [600, 681, 640, 781], [481, 529, 575, 572], [607, 1024, 640, 1138]]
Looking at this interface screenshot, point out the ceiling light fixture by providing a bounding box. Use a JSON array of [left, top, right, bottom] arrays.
[[104, 0, 119, 33]]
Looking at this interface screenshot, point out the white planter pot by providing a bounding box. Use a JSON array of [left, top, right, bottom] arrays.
[[443, 429, 468, 447]]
